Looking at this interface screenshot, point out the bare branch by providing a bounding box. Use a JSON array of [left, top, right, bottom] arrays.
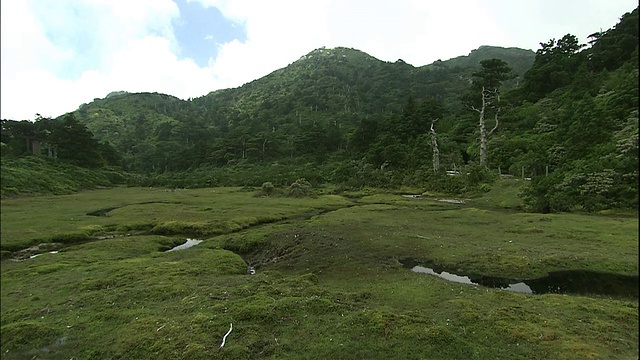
[[489, 108, 500, 136], [219, 323, 233, 350], [430, 118, 439, 133]]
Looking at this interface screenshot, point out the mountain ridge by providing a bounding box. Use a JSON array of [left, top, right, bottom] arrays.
[[200, 45, 534, 99], [2, 7, 637, 213], [64, 44, 536, 172]]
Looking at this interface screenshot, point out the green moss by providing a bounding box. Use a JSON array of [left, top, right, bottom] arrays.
[[0, 187, 637, 359], [0, 322, 59, 351], [49, 232, 91, 244]]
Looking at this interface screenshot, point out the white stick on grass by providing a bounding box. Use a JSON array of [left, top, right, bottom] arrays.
[[219, 323, 233, 349]]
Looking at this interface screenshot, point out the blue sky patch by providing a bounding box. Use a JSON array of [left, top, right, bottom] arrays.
[[31, 2, 100, 79], [173, 0, 247, 67]]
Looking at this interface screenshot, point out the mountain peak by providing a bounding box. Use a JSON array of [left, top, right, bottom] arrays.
[[105, 91, 129, 99], [295, 46, 379, 63]]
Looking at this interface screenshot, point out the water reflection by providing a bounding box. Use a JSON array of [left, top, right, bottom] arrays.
[[401, 259, 638, 298]]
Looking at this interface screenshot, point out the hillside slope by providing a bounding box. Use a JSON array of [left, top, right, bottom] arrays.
[[71, 46, 534, 171]]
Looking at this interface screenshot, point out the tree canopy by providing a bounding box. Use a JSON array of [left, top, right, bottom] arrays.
[[2, 7, 638, 213]]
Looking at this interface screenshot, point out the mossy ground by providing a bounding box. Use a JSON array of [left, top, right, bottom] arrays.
[[1, 185, 637, 359]]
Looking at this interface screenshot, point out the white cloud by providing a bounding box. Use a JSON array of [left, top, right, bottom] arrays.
[[1, 0, 186, 119], [1, 0, 637, 120], [105, 36, 214, 96], [194, 0, 510, 90], [325, 0, 508, 63], [197, 0, 332, 87], [476, 0, 638, 51]]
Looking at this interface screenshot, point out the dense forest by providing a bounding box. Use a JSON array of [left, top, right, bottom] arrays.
[[1, 7, 637, 213]]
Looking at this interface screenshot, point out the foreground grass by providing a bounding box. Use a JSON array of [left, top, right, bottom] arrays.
[[1, 187, 637, 359]]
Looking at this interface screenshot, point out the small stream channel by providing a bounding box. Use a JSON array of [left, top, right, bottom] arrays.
[[400, 259, 638, 299], [166, 239, 203, 252]]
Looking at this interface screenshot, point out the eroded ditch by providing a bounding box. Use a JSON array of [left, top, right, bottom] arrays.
[[85, 201, 183, 217], [400, 258, 639, 299]]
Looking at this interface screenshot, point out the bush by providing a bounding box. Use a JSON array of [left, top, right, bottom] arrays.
[[423, 173, 467, 195], [260, 181, 276, 196], [286, 178, 313, 197], [464, 162, 497, 186], [478, 183, 492, 192], [257, 182, 276, 197]]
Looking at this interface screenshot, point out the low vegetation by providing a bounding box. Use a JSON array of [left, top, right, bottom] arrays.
[[1, 185, 637, 359], [0, 7, 637, 359], [2, 8, 638, 214]]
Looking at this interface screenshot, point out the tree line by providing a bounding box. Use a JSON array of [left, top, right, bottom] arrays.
[[1, 113, 121, 168], [1, 7, 637, 212]]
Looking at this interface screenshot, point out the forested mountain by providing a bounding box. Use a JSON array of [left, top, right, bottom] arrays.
[[63, 45, 535, 172], [1, 7, 637, 212]]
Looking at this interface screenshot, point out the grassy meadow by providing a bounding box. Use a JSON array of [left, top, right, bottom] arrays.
[[1, 183, 638, 359]]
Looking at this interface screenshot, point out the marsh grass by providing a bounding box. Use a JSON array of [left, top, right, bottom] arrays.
[[0, 187, 352, 252], [0, 156, 130, 197], [465, 178, 528, 210], [1, 185, 637, 359]]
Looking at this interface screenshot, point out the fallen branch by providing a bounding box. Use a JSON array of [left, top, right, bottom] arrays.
[[219, 323, 233, 349]]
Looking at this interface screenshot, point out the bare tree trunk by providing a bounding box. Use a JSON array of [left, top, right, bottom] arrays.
[[478, 87, 488, 164], [430, 119, 440, 173], [473, 87, 499, 165], [287, 138, 294, 158]]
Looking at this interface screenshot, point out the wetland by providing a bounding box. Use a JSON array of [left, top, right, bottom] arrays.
[[1, 185, 638, 359]]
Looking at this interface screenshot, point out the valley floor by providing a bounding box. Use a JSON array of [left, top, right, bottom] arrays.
[[1, 186, 637, 359]]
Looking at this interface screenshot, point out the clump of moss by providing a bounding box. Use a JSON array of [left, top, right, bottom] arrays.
[[50, 232, 91, 245], [0, 321, 59, 351], [0, 250, 12, 260]]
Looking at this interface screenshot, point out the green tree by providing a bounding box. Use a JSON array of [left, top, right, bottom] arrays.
[[348, 115, 382, 155], [48, 114, 105, 168], [588, 8, 638, 72], [1, 119, 37, 157], [523, 34, 586, 101]]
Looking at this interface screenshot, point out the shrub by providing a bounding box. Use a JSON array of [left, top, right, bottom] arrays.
[[260, 182, 275, 196], [464, 162, 497, 186], [478, 183, 492, 192], [286, 178, 313, 197], [423, 173, 467, 195]]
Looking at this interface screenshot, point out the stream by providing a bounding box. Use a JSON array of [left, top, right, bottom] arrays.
[[166, 238, 203, 252], [400, 259, 638, 299]]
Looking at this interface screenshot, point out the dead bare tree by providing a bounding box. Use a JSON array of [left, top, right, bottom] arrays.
[[380, 160, 390, 171], [430, 118, 440, 173], [472, 87, 500, 164]]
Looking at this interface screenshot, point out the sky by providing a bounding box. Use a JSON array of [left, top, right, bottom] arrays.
[[1, 0, 637, 120]]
